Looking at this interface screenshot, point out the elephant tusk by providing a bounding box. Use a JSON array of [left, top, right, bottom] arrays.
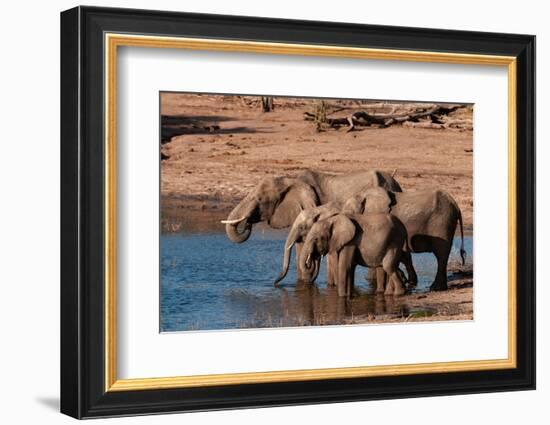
[[221, 217, 247, 224], [306, 254, 312, 267]]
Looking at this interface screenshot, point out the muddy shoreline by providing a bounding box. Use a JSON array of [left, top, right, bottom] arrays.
[[345, 273, 473, 324]]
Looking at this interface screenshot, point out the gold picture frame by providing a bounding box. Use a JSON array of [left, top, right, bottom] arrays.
[[104, 34, 517, 392], [61, 6, 534, 419]]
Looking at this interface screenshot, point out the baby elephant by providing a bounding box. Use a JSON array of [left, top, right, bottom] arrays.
[[300, 213, 408, 297]]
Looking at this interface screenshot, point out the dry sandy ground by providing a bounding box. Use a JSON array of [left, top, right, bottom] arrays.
[[160, 93, 473, 322]]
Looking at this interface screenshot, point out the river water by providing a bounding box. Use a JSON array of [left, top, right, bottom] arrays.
[[160, 224, 472, 332]]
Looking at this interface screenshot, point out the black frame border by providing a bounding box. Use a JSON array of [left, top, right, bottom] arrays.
[[60, 6, 535, 419]]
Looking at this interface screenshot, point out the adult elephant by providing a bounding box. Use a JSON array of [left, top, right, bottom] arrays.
[[343, 187, 466, 291], [221, 170, 402, 279]]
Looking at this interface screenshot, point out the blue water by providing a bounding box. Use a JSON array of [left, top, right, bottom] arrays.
[[160, 226, 472, 332]]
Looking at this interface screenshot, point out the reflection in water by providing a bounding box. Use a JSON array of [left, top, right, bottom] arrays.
[[160, 226, 470, 332], [252, 283, 422, 328]]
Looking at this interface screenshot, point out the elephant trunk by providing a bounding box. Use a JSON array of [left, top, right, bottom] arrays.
[[273, 223, 302, 286], [312, 258, 321, 282], [222, 197, 257, 243], [224, 220, 252, 244], [299, 242, 318, 283]]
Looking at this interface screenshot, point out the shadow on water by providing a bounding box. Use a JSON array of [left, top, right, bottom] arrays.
[[160, 223, 472, 332]]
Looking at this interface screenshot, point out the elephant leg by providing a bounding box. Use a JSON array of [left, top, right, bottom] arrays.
[[336, 272, 347, 298], [337, 266, 350, 298], [366, 267, 377, 285], [384, 274, 395, 295], [389, 271, 406, 296], [402, 251, 418, 287], [348, 264, 357, 297], [337, 247, 355, 298], [375, 267, 387, 294], [295, 242, 307, 282], [383, 249, 405, 296], [327, 251, 338, 286], [430, 242, 451, 291]]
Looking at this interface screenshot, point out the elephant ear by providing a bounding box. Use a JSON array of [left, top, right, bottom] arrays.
[[363, 187, 392, 214], [329, 215, 356, 253], [373, 170, 402, 192], [269, 183, 319, 229]]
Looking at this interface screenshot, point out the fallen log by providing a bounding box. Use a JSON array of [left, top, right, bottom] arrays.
[[305, 103, 471, 131]]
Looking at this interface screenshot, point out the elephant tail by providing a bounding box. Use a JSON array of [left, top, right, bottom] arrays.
[[457, 208, 466, 265]]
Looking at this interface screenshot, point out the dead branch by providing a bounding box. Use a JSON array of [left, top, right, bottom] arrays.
[[304, 103, 471, 132]]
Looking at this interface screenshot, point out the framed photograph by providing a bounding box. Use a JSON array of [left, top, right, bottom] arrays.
[[60, 6, 535, 419]]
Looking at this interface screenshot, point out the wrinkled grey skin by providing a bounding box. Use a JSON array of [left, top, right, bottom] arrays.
[[273, 195, 415, 288], [301, 214, 408, 297], [273, 202, 342, 286], [222, 170, 402, 280], [344, 187, 466, 291]]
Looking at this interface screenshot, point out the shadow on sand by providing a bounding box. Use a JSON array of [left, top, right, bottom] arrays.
[[161, 114, 264, 141]]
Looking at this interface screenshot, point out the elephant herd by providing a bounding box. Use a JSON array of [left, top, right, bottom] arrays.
[[221, 170, 466, 298]]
